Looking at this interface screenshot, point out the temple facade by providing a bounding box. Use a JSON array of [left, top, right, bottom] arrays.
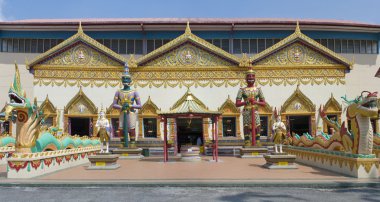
[[0, 19, 379, 148]]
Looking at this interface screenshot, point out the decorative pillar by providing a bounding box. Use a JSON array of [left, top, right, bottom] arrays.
[[163, 117, 168, 162], [203, 118, 210, 141]]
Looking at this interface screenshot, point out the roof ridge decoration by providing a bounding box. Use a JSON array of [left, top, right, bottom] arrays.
[[40, 94, 57, 114], [26, 22, 126, 69], [64, 87, 98, 114], [136, 22, 241, 66], [281, 84, 316, 114], [138, 96, 160, 115], [250, 21, 353, 69], [324, 93, 342, 112]]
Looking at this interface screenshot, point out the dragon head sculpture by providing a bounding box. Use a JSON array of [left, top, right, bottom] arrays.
[[346, 91, 378, 154], [4, 64, 42, 153]]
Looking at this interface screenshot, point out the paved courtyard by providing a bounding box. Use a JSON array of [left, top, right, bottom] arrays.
[[0, 156, 362, 183]]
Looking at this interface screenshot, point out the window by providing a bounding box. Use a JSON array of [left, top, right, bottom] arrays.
[[347, 40, 354, 53], [327, 39, 334, 51], [341, 40, 348, 53], [249, 39, 257, 53], [135, 40, 143, 54], [334, 39, 341, 53], [221, 39, 229, 52], [119, 39, 126, 54], [360, 40, 366, 53], [372, 41, 378, 54], [354, 40, 360, 53], [111, 39, 118, 53], [258, 39, 266, 52], [127, 40, 134, 54], [366, 40, 372, 54], [143, 118, 157, 138], [241, 39, 249, 53], [222, 117, 236, 137], [233, 39, 241, 54]]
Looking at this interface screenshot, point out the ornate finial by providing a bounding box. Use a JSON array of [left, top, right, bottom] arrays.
[[122, 63, 131, 78], [78, 21, 83, 33], [185, 21, 191, 34], [128, 54, 137, 68], [295, 21, 301, 34], [79, 86, 83, 94], [239, 53, 251, 67], [11, 63, 24, 97]]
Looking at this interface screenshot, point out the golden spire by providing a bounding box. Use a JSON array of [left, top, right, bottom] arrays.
[[185, 21, 191, 34], [295, 21, 301, 34], [78, 21, 83, 34]]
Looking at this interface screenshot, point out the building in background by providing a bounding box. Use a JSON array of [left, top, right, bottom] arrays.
[[0, 18, 379, 148]]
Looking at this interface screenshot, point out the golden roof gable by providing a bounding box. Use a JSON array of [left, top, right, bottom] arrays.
[[251, 22, 352, 69], [158, 89, 221, 115], [281, 85, 316, 114], [27, 22, 126, 69], [324, 94, 342, 112], [64, 87, 98, 114], [139, 96, 160, 115], [40, 95, 57, 115], [136, 22, 240, 67]]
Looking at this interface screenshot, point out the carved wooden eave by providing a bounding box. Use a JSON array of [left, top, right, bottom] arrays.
[[139, 96, 160, 116], [64, 87, 98, 115], [218, 95, 240, 115], [324, 94, 342, 113], [40, 95, 57, 115], [135, 22, 240, 67], [27, 22, 126, 70], [251, 22, 352, 69], [281, 85, 316, 114]]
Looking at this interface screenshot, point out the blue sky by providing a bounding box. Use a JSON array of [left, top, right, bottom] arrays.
[[1, 0, 380, 24]]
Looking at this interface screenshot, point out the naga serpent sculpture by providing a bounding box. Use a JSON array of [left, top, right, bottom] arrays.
[[291, 91, 378, 155]]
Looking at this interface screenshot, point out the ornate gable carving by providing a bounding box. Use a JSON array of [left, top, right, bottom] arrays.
[[139, 96, 160, 116], [219, 96, 240, 115], [324, 94, 342, 113], [255, 42, 337, 66], [40, 95, 57, 115], [281, 86, 316, 114], [137, 22, 240, 67], [41, 43, 121, 67], [251, 22, 352, 69], [143, 43, 235, 67], [64, 88, 98, 115]]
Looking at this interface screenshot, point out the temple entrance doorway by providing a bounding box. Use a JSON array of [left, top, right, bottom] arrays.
[[287, 115, 310, 136], [70, 117, 90, 137], [111, 118, 119, 137], [176, 118, 203, 152]]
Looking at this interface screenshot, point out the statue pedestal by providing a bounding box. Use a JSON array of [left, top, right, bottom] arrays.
[[263, 152, 297, 169], [180, 146, 201, 162], [113, 148, 143, 159], [239, 146, 268, 158], [87, 153, 120, 170]]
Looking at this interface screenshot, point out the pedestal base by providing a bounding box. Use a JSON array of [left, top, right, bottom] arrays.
[[87, 153, 120, 170], [239, 146, 268, 158], [263, 153, 297, 169], [112, 148, 143, 159]]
